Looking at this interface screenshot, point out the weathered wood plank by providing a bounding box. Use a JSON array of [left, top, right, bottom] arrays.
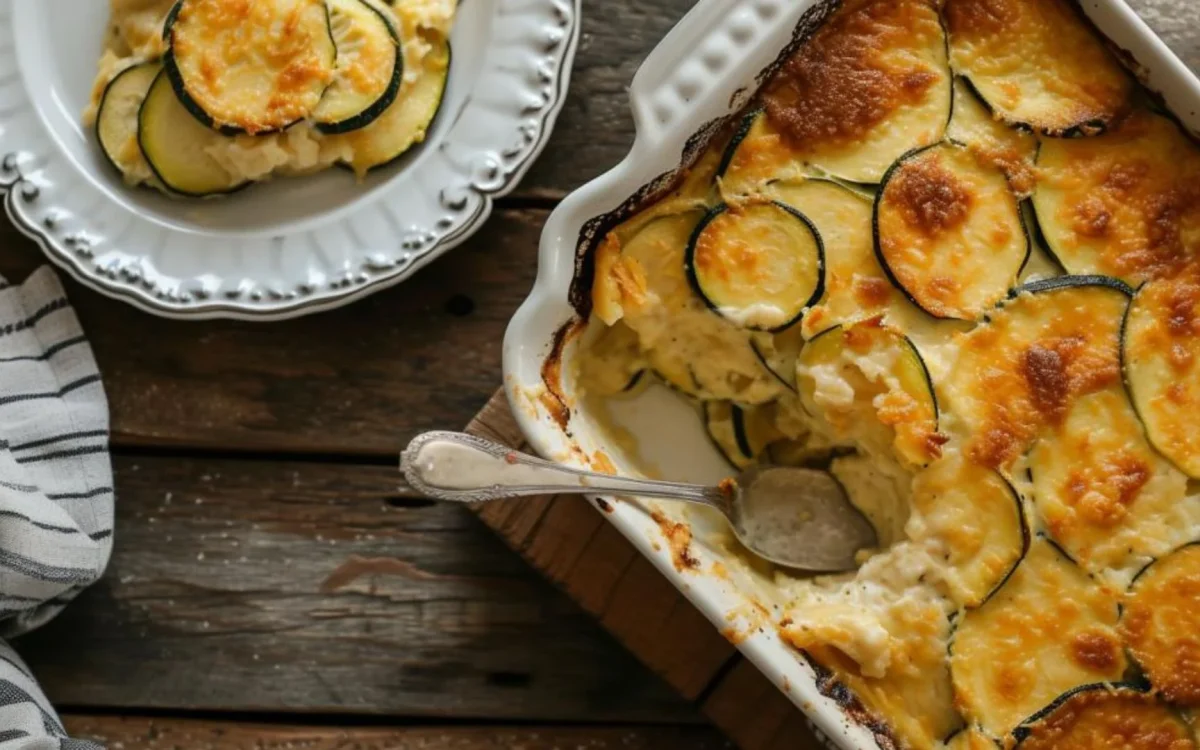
[[63, 717, 734, 750], [462, 392, 823, 749], [0, 212, 542, 457], [14, 455, 698, 722]]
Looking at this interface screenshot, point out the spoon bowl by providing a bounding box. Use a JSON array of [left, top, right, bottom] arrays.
[[401, 431, 877, 572]]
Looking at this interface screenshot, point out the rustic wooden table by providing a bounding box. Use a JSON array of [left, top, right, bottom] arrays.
[[2, 1, 1195, 747]]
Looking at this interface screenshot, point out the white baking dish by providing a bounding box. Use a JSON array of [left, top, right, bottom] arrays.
[[502, 1, 1200, 746]]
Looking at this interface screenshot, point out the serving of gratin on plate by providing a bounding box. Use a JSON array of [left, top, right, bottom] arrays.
[[88, 0, 452, 197], [511, 0, 1200, 747]]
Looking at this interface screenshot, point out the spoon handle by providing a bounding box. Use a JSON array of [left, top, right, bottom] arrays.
[[401, 431, 729, 509]]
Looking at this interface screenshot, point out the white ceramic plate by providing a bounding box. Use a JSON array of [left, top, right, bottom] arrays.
[[0, 0, 578, 320], [503, 1, 1200, 747]]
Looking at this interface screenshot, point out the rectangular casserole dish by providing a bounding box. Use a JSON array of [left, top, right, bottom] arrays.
[[502, 1, 1200, 747]]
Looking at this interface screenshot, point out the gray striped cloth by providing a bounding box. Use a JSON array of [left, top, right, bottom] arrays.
[[0, 267, 111, 749]]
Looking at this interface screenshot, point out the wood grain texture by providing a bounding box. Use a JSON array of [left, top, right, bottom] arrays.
[[63, 717, 733, 750], [14, 455, 696, 723], [0, 214, 541, 458], [463, 392, 824, 750]]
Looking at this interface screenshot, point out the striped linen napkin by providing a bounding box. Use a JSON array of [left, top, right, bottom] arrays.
[[0, 267, 111, 749]]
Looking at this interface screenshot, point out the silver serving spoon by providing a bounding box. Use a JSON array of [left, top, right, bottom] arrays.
[[400, 431, 877, 572]]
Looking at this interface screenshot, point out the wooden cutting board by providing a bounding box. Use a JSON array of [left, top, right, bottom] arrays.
[[463, 390, 823, 750]]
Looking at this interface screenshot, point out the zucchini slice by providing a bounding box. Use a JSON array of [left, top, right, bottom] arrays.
[[716, 109, 810, 198], [137, 69, 248, 197], [797, 320, 941, 469], [1121, 544, 1200, 706], [574, 321, 647, 398], [1122, 273, 1200, 478], [910, 453, 1028, 608], [945, 728, 998, 750], [730, 0, 951, 187], [685, 201, 825, 332], [704, 402, 780, 470], [164, 0, 338, 134], [1030, 112, 1200, 286], [1014, 684, 1195, 749], [1028, 387, 1188, 579], [949, 538, 1127, 739], [943, 0, 1131, 136], [873, 142, 1030, 320], [766, 180, 895, 339], [946, 77, 1038, 196], [340, 37, 450, 174], [96, 62, 161, 184], [945, 276, 1130, 470], [749, 324, 805, 392], [608, 212, 782, 405], [312, 0, 402, 134]]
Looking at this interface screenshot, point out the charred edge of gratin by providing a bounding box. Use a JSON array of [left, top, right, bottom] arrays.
[[803, 652, 902, 750], [566, 0, 843, 319], [540, 318, 586, 433]]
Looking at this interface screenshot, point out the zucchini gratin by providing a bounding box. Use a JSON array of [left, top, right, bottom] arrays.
[[575, 0, 1200, 747], [85, 0, 453, 197]]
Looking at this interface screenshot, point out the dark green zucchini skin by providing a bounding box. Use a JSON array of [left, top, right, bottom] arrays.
[[337, 41, 452, 175], [955, 74, 1113, 139], [871, 140, 1032, 320], [136, 69, 251, 198], [314, 0, 404, 135], [715, 107, 763, 180], [683, 201, 826, 333], [703, 402, 753, 469], [162, 0, 337, 135], [95, 62, 157, 179], [749, 337, 796, 393], [1009, 682, 1189, 746], [1011, 274, 1134, 300]]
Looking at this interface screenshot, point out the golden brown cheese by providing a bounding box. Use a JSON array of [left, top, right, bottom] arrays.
[[1028, 388, 1190, 579], [764, 0, 942, 150], [945, 284, 1126, 470], [950, 539, 1126, 738], [909, 453, 1025, 607], [752, 0, 950, 183], [1034, 112, 1200, 285], [171, 0, 337, 133], [946, 78, 1038, 196], [944, 0, 1131, 134], [875, 143, 1026, 319], [1122, 545, 1200, 706], [1122, 271, 1200, 477], [798, 320, 942, 469], [1018, 687, 1193, 750]]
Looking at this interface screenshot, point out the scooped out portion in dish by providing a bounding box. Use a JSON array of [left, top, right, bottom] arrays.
[[572, 0, 1200, 747], [86, 0, 454, 198]]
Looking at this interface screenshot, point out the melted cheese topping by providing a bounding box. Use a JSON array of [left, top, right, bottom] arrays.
[[908, 451, 1025, 607], [692, 202, 821, 330], [759, 0, 950, 183], [171, 0, 337, 133], [876, 143, 1027, 319], [798, 321, 942, 470], [944, 284, 1127, 470], [1029, 388, 1193, 583], [945, 0, 1131, 133], [950, 539, 1126, 737], [86, 0, 454, 186], [945, 73, 1037, 196], [1019, 688, 1193, 750], [1124, 271, 1200, 477], [765, 181, 900, 339], [1122, 545, 1200, 706], [1034, 112, 1200, 285]]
